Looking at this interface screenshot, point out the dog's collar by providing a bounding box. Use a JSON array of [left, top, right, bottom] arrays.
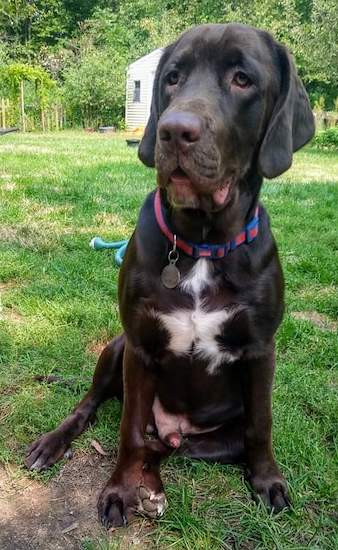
[[154, 189, 259, 259]]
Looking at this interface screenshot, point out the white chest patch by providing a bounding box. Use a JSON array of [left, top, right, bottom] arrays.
[[154, 259, 240, 374]]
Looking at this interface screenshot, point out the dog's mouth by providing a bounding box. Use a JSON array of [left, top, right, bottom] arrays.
[[166, 167, 233, 210]]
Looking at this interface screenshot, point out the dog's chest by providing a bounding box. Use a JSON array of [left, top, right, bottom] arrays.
[[154, 259, 241, 373]]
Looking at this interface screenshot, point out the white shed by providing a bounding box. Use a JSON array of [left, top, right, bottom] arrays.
[[125, 48, 164, 130]]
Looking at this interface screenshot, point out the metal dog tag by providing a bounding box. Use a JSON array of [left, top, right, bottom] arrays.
[[161, 262, 180, 289], [161, 236, 180, 289]]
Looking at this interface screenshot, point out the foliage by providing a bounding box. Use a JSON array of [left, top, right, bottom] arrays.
[[78, 0, 338, 112], [313, 127, 338, 149], [0, 62, 61, 130], [313, 95, 325, 113], [0, 63, 57, 105], [0, 0, 337, 127], [0, 41, 8, 66], [0, 1, 67, 60], [62, 46, 125, 128]]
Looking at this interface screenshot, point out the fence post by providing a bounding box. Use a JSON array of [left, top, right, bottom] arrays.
[[54, 105, 59, 130], [59, 105, 63, 130], [1, 98, 6, 129], [41, 109, 45, 131], [20, 80, 26, 132]]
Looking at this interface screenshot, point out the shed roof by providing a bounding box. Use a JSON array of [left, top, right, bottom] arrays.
[[128, 48, 164, 69]]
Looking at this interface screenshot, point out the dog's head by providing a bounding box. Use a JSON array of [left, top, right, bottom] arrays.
[[138, 24, 314, 212]]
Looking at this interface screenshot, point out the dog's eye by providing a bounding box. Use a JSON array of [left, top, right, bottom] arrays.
[[167, 70, 179, 86], [232, 71, 252, 88]]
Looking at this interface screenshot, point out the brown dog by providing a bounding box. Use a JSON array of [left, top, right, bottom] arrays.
[[26, 23, 315, 528]]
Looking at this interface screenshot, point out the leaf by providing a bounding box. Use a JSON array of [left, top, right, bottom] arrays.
[[90, 439, 107, 456], [61, 522, 79, 534]]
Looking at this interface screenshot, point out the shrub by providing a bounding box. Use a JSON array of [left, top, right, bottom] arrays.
[[313, 128, 338, 148], [0, 63, 60, 129], [62, 47, 125, 129], [313, 95, 325, 113]]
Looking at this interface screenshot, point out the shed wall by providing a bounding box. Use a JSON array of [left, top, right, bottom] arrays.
[[126, 49, 163, 130]]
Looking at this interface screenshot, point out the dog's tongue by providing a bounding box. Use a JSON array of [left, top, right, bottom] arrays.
[[170, 169, 192, 186], [170, 169, 197, 203], [170, 169, 231, 207], [212, 183, 230, 206]]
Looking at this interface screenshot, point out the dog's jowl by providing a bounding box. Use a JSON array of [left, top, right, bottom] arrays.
[[26, 23, 315, 528]]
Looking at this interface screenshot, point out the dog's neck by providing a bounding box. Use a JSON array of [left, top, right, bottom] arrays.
[[163, 173, 263, 245]]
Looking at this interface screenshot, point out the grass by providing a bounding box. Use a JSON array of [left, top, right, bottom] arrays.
[[0, 131, 337, 549]]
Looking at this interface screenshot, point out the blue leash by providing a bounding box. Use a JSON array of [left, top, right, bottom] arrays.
[[90, 237, 129, 266]]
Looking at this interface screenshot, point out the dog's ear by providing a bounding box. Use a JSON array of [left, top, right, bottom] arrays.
[[258, 46, 315, 179], [138, 45, 174, 167]]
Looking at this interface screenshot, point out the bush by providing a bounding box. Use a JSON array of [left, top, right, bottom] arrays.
[[313, 128, 338, 149], [0, 62, 60, 130], [62, 47, 125, 129]]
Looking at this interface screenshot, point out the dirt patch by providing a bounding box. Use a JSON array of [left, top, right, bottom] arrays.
[[0, 224, 59, 251], [297, 285, 337, 299], [292, 311, 337, 332], [93, 212, 132, 235], [0, 454, 153, 549], [0, 306, 25, 323], [0, 144, 52, 154], [0, 280, 19, 292], [86, 338, 110, 356], [1, 181, 16, 191]]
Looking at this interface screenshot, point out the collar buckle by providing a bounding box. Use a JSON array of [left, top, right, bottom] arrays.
[[192, 243, 229, 259]]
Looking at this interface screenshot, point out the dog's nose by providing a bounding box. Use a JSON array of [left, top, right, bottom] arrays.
[[158, 112, 201, 150]]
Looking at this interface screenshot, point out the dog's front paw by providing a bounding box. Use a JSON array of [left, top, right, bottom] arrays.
[[98, 481, 167, 529], [137, 484, 167, 518], [97, 484, 130, 528], [25, 431, 71, 471], [249, 472, 291, 513]]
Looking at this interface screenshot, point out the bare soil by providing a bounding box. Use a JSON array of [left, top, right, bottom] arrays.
[[0, 453, 152, 549], [292, 310, 337, 332]]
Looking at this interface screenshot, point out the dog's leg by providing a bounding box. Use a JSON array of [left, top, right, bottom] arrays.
[[179, 417, 245, 464], [98, 340, 168, 528], [241, 346, 290, 512], [25, 334, 125, 471]]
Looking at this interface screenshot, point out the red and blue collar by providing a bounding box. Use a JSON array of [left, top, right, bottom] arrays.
[[154, 189, 259, 259]]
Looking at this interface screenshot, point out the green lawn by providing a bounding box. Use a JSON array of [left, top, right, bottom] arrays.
[[0, 131, 337, 549]]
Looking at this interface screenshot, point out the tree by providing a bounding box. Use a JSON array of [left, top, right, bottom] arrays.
[[62, 46, 125, 128], [0, 0, 337, 126], [0, 0, 70, 58]]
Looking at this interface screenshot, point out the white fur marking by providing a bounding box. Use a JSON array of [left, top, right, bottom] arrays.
[[180, 258, 211, 294], [151, 259, 240, 374], [137, 488, 167, 517], [158, 304, 239, 372]]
